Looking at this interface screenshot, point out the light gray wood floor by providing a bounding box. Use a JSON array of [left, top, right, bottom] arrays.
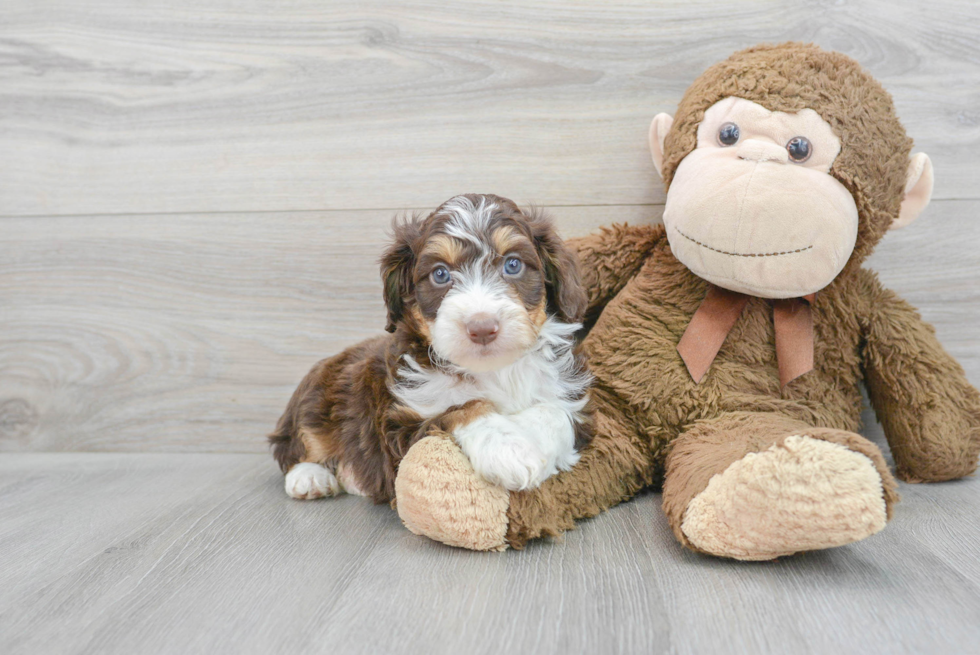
[[3, 413, 980, 655], [2, 0, 980, 653]]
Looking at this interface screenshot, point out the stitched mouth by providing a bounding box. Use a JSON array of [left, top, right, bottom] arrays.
[[675, 227, 813, 258]]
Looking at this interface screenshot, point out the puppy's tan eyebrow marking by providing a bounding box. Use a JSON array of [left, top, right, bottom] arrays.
[[491, 226, 526, 256], [421, 235, 466, 265]]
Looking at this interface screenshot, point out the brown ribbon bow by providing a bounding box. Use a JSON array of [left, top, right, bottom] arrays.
[[677, 284, 816, 388]]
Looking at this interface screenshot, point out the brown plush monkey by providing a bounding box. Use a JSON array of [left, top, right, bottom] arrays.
[[393, 43, 980, 560]]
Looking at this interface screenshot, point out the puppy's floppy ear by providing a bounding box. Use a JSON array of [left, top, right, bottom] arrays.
[[527, 208, 587, 323], [380, 215, 422, 333]]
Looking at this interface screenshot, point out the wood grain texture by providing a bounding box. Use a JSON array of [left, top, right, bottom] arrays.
[[2, 200, 978, 453], [2, 0, 980, 216], [1, 442, 978, 655], [0, 204, 615, 452]]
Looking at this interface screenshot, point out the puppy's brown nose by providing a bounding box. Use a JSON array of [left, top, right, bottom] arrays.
[[466, 314, 499, 345]]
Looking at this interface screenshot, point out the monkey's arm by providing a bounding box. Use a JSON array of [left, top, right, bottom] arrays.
[[567, 223, 666, 325], [860, 271, 980, 482]]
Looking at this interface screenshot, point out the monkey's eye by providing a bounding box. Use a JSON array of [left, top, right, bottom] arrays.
[[430, 265, 452, 286], [717, 122, 740, 146], [503, 256, 523, 276], [786, 136, 812, 163]]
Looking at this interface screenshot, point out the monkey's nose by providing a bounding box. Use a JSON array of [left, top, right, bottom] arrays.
[[466, 314, 499, 345], [736, 139, 788, 164]]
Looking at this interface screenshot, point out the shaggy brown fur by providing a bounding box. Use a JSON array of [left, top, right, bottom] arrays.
[[501, 43, 980, 550], [269, 194, 591, 503], [396, 43, 980, 555]]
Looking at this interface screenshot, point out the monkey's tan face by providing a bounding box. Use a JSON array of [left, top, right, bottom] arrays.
[[663, 97, 859, 298]]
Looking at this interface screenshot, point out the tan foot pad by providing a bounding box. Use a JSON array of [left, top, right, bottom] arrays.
[[681, 435, 888, 561], [395, 435, 510, 551]]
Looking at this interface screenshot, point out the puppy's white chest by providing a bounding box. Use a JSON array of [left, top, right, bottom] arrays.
[[393, 364, 547, 419], [392, 319, 589, 420]]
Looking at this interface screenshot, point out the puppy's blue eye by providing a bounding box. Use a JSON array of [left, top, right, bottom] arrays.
[[430, 265, 451, 286], [503, 257, 523, 276]]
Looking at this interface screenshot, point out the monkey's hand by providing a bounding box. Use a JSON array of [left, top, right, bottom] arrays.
[[862, 275, 980, 482]]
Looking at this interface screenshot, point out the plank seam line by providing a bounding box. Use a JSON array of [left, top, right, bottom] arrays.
[[0, 198, 972, 221]]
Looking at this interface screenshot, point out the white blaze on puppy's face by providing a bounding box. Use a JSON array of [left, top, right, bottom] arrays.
[[417, 196, 546, 373], [656, 97, 859, 298], [430, 262, 539, 372]]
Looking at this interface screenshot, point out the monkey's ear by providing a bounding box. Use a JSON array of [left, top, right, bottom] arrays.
[[648, 113, 674, 179], [892, 153, 934, 230], [380, 219, 421, 332]]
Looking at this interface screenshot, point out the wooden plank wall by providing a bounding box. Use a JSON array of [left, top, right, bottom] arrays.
[[2, 0, 978, 453]]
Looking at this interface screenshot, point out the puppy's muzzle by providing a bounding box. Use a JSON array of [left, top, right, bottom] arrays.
[[466, 313, 500, 346]]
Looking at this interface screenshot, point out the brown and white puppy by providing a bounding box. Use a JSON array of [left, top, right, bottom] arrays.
[[269, 194, 592, 503]]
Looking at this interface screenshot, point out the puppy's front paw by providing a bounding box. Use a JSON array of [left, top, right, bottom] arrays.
[[477, 440, 552, 491], [453, 415, 553, 491], [284, 462, 340, 499]]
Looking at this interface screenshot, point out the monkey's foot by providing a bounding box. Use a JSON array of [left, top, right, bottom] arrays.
[[680, 435, 890, 561], [395, 435, 510, 551]]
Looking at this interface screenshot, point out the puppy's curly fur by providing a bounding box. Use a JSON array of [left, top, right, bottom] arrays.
[[269, 194, 593, 502]]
